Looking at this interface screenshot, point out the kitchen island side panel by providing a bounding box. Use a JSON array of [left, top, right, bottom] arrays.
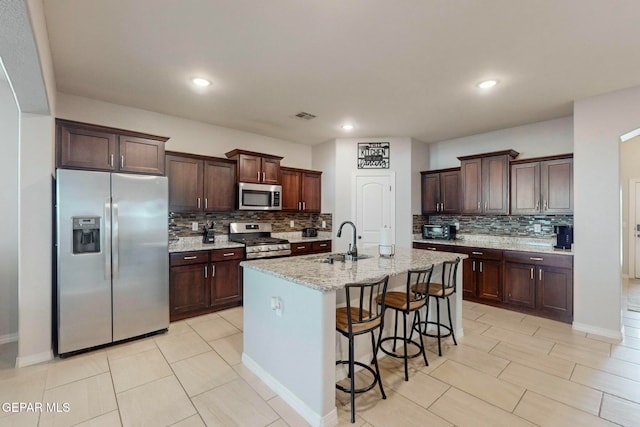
[[242, 268, 337, 427]]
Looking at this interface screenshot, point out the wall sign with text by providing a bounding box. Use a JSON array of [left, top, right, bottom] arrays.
[[357, 142, 390, 169]]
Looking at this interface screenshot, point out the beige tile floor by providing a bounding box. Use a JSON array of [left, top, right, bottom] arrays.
[[2, 286, 640, 426]]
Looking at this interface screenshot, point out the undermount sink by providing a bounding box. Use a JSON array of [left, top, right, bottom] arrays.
[[316, 253, 373, 263]]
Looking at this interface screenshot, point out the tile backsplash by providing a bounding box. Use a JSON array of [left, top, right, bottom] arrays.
[[413, 214, 573, 238], [169, 211, 332, 238]]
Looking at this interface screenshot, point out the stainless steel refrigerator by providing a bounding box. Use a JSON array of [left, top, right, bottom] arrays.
[[55, 169, 169, 355]]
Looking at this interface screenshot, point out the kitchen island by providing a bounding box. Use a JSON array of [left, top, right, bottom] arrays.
[[240, 247, 465, 427]]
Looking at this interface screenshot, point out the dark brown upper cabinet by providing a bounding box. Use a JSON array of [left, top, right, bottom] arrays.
[[511, 155, 573, 215], [225, 149, 282, 184], [420, 168, 460, 215], [281, 167, 322, 213], [56, 119, 167, 175], [458, 150, 519, 215], [165, 152, 236, 212]]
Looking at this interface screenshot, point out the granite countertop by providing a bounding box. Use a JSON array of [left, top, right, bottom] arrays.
[[413, 234, 574, 256], [168, 236, 244, 253], [241, 247, 466, 292], [272, 231, 333, 243]]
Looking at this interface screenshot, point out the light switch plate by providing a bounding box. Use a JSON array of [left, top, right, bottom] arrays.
[[322, 220, 326, 228], [290, 220, 295, 227]]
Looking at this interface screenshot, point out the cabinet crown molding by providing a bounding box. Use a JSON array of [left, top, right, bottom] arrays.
[[457, 149, 519, 161], [55, 118, 169, 142], [225, 149, 283, 161]]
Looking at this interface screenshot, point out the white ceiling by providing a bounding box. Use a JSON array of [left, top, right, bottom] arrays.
[[43, 0, 640, 145]]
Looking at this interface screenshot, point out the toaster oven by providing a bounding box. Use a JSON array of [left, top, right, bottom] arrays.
[[422, 224, 457, 240]]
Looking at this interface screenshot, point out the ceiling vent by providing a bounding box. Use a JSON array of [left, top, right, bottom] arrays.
[[294, 111, 317, 120]]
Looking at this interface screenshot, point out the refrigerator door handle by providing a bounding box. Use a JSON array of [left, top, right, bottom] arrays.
[[112, 201, 119, 279], [104, 199, 112, 280]]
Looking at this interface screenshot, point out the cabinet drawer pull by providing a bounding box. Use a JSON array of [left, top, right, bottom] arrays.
[[529, 257, 544, 261], [319, 243, 327, 247], [183, 256, 198, 260], [296, 245, 306, 249], [223, 252, 236, 257], [427, 247, 437, 251], [472, 251, 483, 255]]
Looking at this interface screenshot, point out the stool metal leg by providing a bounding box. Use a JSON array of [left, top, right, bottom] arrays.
[[370, 330, 386, 399], [414, 310, 428, 367], [349, 334, 355, 423], [402, 312, 408, 381], [436, 298, 442, 356]]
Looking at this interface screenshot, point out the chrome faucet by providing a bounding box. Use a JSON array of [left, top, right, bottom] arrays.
[[337, 221, 358, 261]]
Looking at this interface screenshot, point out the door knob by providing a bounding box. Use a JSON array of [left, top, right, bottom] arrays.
[[358, 235, 362, 239]]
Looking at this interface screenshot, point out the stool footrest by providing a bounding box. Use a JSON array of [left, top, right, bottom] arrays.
[[378, 336, 425, 360], [335, 361, 381, 395], [414, 321, 454, 339]]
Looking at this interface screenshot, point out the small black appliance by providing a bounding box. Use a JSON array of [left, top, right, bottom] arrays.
[[202, 223, 215, 244], [554, 225, 573, 249], [302, 227, 318, 237], [422, 224, 457, 240]]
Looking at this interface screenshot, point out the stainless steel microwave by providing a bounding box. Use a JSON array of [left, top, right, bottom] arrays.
[[422, 224, 457, 240], [238, 182, 282, 210]]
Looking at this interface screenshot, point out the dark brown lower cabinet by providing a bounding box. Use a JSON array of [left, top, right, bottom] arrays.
[[503, 251, 573, 322], [170, 248, 244, 321], [413, 243, 574, 323], [289, 240, 332, 256]]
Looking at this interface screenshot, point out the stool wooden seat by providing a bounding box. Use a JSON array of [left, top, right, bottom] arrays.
[[412, 258, 460, 356], [336, 275, 390, 423], [376, 267, 433, 381]]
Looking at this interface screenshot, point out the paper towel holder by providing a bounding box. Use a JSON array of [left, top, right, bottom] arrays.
[[378, 244, 395, 258]]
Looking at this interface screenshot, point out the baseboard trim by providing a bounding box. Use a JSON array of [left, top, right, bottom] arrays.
[[572, 322, 622, 340], [15, 349, 53, 368], [0, 333, 18, 345], [242, 353, 338, 427]]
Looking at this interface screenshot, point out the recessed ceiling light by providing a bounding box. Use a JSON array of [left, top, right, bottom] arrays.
[[477, 79, 498, 89], [191, 77, 211, 87], [341, 124, 354, 131]]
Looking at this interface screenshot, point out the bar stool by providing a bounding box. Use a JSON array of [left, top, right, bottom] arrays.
[[376, 267, 433, 381], [413, 258, 460, 356], [336, 275, 389, 424]]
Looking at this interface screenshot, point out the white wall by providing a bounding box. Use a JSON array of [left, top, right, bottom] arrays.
[[428, 117, 574, 169], [411, 138, 429, 215], [573, 85, 640, 338], [620, 136, 640, 276], [0, 72, 19, 344], [56, 93, 313, 169], [330, 137, 417, 253]]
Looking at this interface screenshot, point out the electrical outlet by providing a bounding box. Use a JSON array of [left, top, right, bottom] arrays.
[[290, 220, 295, 227], [191, 222, 199, 231], [322, 220, 326, 228], [454, 222, 460, 230], [533, 224, 542, 233]]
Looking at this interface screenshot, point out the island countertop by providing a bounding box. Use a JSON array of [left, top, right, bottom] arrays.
[[241, 247, 466, 292]]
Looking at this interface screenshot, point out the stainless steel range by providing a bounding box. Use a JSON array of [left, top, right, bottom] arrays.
[[229, 222, 291, 259]]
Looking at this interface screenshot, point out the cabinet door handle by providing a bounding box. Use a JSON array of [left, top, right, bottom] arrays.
[[477, 202, 481, 210], [262, 172, 266, 181], [484, 201, 488, 211], [472, 251, 483, 255], [530, 267, 534, 280], [110, 154, 114, 167], [257, 171, 261, 181], [183, 256, 197, 260], [302, 201, 306, 210], [441, 202, 445, 211], [120, 155, 125, 168], [197, 197, 201, 209], [205, 198, 208, 209], [544, 200, 548, 211], [529, 257, 544, 261], [212, 265, 215, 276], [472, 261, 476, 271], [479, 261, 483, 273], [536, 200, 540, 211], [539, 268, 542, 281], [204, 266, 208, 278]]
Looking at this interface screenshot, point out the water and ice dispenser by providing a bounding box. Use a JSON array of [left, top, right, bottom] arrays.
[[72, 216, 101, 254]]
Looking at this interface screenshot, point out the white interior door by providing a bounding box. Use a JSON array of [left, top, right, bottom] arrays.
[[353, 173, 395, 252]]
